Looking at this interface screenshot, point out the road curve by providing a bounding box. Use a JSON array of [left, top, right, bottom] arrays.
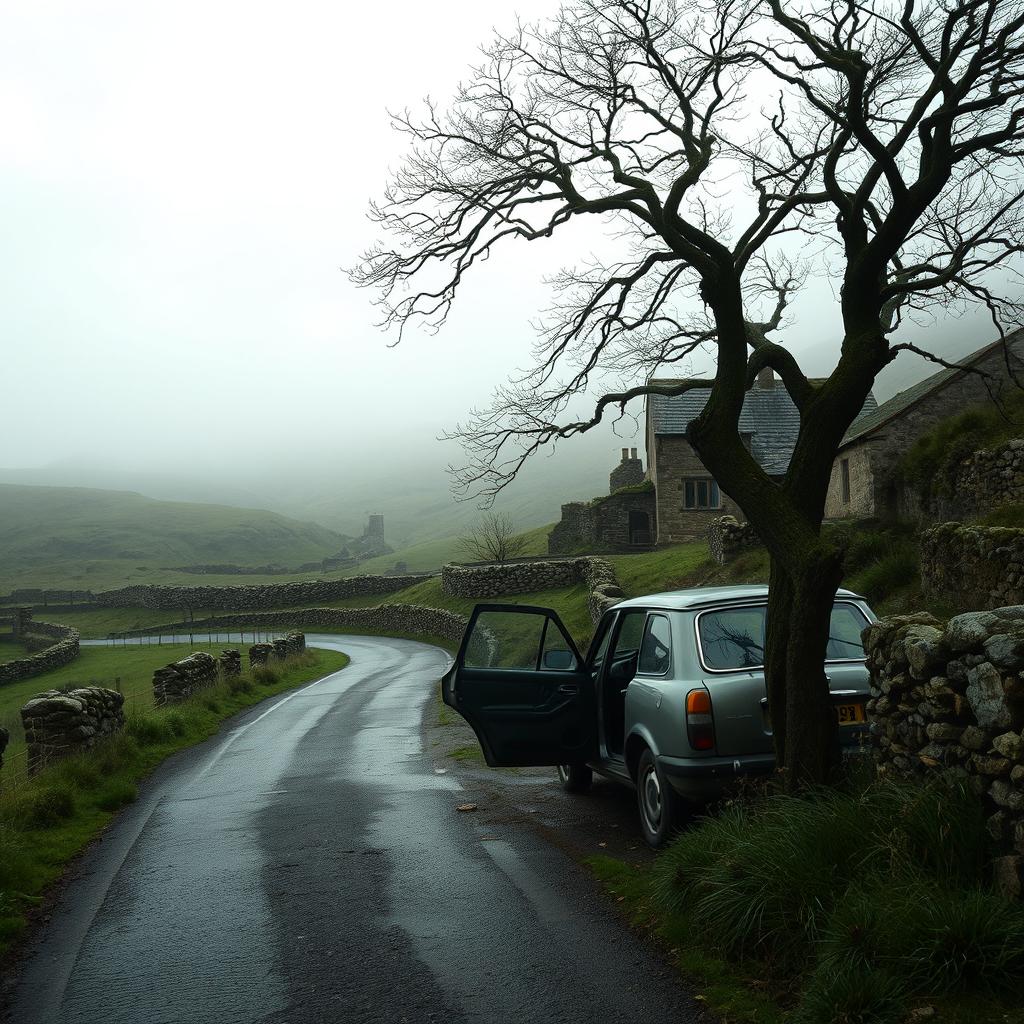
[[7, 634, 701, 1024]]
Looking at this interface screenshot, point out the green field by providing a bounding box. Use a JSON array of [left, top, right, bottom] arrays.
[[0, 641, 284, 785], [0, 483, 348, 593]]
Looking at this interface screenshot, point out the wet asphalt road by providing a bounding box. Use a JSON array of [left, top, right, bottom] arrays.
[[7, 635, 701, 1024]]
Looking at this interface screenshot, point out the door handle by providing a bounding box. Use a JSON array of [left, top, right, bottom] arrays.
[[557, 684, 579, 695]]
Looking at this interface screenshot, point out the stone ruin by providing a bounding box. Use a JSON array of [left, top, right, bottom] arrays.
[[21, 686, 125, 772]]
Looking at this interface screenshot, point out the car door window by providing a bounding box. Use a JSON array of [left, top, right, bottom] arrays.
[[463, 608, 578, 670], [638, 614, 672, 675], [607, 610, 647, 685]]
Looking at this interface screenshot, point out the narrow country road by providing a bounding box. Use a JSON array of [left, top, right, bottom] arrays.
[[7, 635, 701, 1024]]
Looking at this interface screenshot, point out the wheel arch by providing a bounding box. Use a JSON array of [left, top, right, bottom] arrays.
[[624, 725, 658, 781]]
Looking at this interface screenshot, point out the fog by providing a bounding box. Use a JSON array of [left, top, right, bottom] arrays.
[[0, 1, 1008, 543]]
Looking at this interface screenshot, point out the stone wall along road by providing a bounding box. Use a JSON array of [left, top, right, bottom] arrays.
[[21, 686, 125, 772], [864, 609, 1024, 896]]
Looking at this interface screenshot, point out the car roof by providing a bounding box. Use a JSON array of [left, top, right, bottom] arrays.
[[614, 584, 864, 612]]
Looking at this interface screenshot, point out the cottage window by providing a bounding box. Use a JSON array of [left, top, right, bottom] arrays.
[[683, 478, 721, 510], [840, 458, 851, 504]]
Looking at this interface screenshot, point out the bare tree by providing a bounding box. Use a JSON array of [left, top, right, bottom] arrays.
[[458, 512, 529, 563], [354, 0, 1024, 785]]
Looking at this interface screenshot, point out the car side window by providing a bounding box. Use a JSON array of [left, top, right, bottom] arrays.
[[827, 603, 869, 660], [638, 614, 672, 675]]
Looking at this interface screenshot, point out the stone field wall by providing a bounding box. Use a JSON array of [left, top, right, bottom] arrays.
[[153, 652, 220, 705], [0, 617, 80, 686], [441, 557, 623, 624], [21, 686, 125, 772], [93, 574, 433, 612], [126, 605, 470, 649], [864, 609, 1024, 895], [707, 516, 759, 564], [921, 523, 1024, 610]]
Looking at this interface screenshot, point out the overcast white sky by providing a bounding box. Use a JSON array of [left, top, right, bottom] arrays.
[[0, 0, 1006, 480]]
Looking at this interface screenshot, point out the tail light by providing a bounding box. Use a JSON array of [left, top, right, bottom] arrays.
[[686, 689, 715, 751]]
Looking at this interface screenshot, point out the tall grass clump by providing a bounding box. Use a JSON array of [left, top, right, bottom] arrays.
[[651, 776, 1021, 1022]]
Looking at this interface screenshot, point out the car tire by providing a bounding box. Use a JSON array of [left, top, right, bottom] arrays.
[[636, 748, 688, 848], [557, 763, 593, 793]]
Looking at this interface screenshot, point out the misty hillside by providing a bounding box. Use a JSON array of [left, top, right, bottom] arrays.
[[0, 485, 347, 580]]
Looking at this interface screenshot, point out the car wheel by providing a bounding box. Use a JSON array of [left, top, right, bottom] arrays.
[[636, 748, 688, 848], [557, 763, 593, 793]]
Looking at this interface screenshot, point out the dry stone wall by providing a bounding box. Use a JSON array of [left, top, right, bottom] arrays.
[[441, 557, 622, 625], [707, 516, 759, 564], [153, 652, 219, 705], [921, 523, 1024, 610], [864, 609, 1024, 895], [929, 438, 1024, 521], [93, 574, 433, 612], [0, 617, 80, 686], [21, 686, 125, 772], [130, 605, 470, 649]]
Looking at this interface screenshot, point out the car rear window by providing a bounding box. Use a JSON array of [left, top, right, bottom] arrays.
[[697, 602, 868, 671]]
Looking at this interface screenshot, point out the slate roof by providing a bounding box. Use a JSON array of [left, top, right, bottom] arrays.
[[839, 331, 1024, 448], [648, 376, 879, 476]]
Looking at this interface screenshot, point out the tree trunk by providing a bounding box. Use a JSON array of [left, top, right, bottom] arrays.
[[764, 557, 792, 769], [779, 544, 844, 788]]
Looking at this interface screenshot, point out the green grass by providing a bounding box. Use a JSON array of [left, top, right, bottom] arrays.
[[645, 775, 1024, 1023], [0, 638, 29, 664], [0, 646, 349, 957]]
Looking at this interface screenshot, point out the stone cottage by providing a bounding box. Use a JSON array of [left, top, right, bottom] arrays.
[[824, 330, 1024, 520], [645, 369, 879, 542]]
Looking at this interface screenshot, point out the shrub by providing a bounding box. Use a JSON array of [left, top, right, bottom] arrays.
[[252, 666, 279, 686]]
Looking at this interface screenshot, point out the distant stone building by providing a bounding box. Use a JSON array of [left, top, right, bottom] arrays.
[[824, 330, 1024, 520]]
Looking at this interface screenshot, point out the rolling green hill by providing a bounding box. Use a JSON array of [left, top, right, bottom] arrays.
[[0, 484, 348, 592]]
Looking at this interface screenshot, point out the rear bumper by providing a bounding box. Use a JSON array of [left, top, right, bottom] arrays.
[[658, 753, 775, 801]]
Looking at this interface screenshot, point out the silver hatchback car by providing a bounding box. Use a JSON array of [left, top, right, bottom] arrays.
[[441, 585, 875, 847]]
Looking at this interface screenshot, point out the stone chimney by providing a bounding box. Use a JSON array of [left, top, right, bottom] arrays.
[[610, 448, 644, 493], [757, 367, 775, 389]]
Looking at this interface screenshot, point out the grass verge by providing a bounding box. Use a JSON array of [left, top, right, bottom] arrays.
[[588, 774, 1024, 1024], [0, 646, 349, 960]]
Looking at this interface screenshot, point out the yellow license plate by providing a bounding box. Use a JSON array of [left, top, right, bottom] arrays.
[[837, 703, 865, 726]]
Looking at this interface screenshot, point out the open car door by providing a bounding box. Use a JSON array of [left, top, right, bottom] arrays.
[[441, 604, 597, 767]]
